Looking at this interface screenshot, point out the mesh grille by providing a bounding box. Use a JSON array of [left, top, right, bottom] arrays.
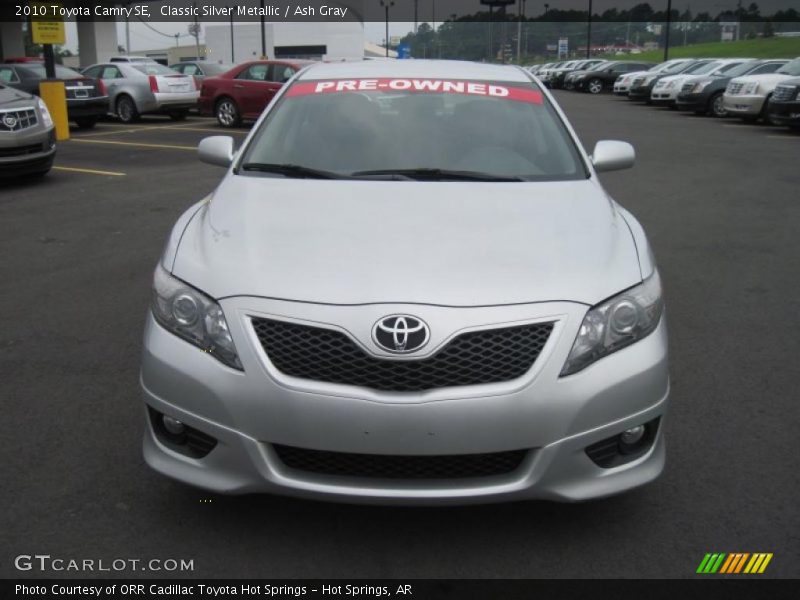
[[772, 85, 796, 102], [252, 318, 553, 392], [0, 108, 38, 132], [273, 444, 529, 480]]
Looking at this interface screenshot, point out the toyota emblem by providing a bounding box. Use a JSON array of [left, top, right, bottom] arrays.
[[372, 315, 430, 354]]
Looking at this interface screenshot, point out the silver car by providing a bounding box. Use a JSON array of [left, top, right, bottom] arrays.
[[81, 61, 199, 123], [0, 85, 55, 177], [141, 60, 669, 504]]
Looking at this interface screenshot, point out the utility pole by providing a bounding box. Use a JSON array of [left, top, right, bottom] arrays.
[[516, 0, 523, 63], [192, 2, 201, 61], [380, 0, 394, 58], [586, 0, 593, 59], [230, 6, 235, 62], [260, 0, 266, 58], [414, 0, 419, 33], [664, 0, 672, 61]]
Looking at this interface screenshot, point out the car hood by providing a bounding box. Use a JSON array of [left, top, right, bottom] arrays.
[[730, 73, 794, 87], [171, 176, 643, 307], [0, 86, 35, 107]]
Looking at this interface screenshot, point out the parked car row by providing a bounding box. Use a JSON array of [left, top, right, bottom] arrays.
[[0, 56, 313, 129], [536, 55, 800, 130]]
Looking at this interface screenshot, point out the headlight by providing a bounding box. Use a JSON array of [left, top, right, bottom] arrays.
[[692, 80, 712, 92], [561, 271, 664, 376], [151, 264, 242, 370], [743, 82, 759, 95], [575, 74, 587, 81], [37, 98, 53, 127]]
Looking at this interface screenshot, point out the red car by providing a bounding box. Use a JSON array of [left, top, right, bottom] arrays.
[[199, 60, 314, 127]]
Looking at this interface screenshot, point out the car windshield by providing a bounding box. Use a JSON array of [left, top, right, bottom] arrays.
[[133, 63, 178, 76], [20, 64, 83, 79], [690, 61, 722, 75], [682, 61, 713, 74], [240, 77, 587, 182], [661, 61, 693, 75], [599, 63, 619, 72], [776, 58, 800, 76], [202, 63, 234, 75], [715, 62, 746, 74]]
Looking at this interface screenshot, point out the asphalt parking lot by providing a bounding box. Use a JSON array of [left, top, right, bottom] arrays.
[[1, 94, 798, 579]]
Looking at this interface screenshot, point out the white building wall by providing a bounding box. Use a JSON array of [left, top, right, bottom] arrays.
[[204, 22, 364, 64]]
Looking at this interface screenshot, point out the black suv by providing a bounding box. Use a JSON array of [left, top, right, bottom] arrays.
[[676, 60, 789, 117], [572, 61, 656, 94], [767, 76, 800, 129]]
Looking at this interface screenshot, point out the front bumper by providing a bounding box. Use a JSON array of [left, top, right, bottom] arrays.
[[0, 126, 56, 175], [675, 91, 708, 111], [140, 296, 670, 504], [628, 85, 654, 101], [767, 99, 800, 126], [650, 88, 679, 105], [613, 82, 631, 95], [722, 93, 765, 116]]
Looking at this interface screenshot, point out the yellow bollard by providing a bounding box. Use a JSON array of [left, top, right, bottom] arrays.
[[39, 80, 70, 141]]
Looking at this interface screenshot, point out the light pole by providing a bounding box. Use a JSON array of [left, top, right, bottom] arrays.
[[516, 0, 527, 63], [229, 5, 235, 62], [664, 0, 673, 61], [380, 0, 394, 58], [260, 0, 266, 58], [586, 0, 593, 59]]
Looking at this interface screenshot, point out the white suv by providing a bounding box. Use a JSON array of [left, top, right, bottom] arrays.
[[723, 57, 800, 122], [650, 58, 754, 106]]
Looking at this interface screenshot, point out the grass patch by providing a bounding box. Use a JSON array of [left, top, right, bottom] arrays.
[[599, 37, 800, 62]]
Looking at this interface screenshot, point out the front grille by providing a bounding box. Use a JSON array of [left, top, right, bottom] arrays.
[[727, 82, 744, 95], [0, 108, 38, 132], [273, 444, 529, 480], [772, 85, 797, 102], [0, 143, 43, 158], [252, 318, 553, 393]]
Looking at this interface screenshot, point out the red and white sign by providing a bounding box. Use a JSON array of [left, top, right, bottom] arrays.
[[285, 79, 544, 104]]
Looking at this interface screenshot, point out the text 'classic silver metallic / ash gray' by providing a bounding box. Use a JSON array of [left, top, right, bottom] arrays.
[[141, 60, 669, 504]]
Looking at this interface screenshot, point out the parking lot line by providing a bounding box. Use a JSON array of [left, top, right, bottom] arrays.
[[69, 139, 196, 151], [53, 166, 126, 177], [165, 126, 248, 134], [73, 125, 170, 138]]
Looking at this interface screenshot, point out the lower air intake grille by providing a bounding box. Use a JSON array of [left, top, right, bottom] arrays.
[[251, 318, 553, 392], [273, 445, 529, 480]]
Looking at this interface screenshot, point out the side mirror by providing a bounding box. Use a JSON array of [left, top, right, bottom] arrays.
[[591, 140, 635, 173], [198, 136, 235, 168]]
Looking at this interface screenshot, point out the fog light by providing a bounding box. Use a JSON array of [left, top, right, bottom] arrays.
[[620, 425, 646, 446], [162, 415, 185, 436]]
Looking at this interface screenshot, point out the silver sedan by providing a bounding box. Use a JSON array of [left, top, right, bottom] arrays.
[[81, 61, 199, 123], [141, 60, 669, 504]]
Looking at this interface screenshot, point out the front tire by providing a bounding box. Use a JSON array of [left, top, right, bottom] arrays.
[[760, 95, 774, 125], [116, 95, 139, 124], [215, 97, 241, 128], [708, 92, 726, 118], [587, 78, 604, 94]]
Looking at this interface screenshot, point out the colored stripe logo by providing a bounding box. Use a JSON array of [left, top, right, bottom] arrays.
[[697, 553, 773, 574]]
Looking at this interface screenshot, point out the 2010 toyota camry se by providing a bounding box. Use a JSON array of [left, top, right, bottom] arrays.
[[141, 60, 668, 504]]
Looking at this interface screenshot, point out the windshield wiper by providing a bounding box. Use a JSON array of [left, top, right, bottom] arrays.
[[351, 168, 526, 182], [240, 163, 347, 179]]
